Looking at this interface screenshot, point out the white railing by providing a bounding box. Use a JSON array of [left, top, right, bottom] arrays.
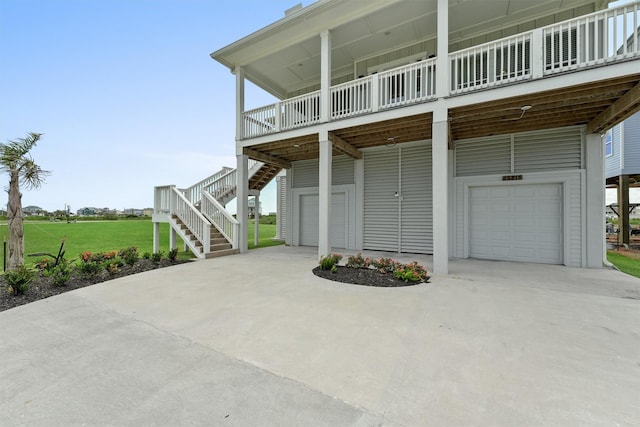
[[243, 104, 277, 138], [450, 33, 532, 94], [204, 168, 237, 202], [281, 91, 321, 130], [182, 167, 234, 204], [331, 78, 372, 119], [172, 187, 211, 254], [378, 58, 437, 108], [544, 2, 639, 74], [154, 185, 173, 214], [240, 1, 639, 136], [201, 192, 239, 249]]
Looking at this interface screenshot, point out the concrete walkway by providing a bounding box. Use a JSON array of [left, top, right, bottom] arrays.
[[1, 246, 639, 426]]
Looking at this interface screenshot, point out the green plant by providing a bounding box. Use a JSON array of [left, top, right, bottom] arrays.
[[103, 256, 123, 273], [76, 259, 103, 276], [393, 261, 429, 282], [371, 257, 398, 273], [319, 253, 342, 271], [119, 246, 139, 266], [168, 248, 178, 262], [346, 253, 371, 269], [151, 251, 163, 263], [142, 251, 151, 259], [44, 258, 72, 286], [4, 265, 35, 295]]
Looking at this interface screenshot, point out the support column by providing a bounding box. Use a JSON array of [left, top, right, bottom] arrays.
[[235, 67, 245, 140], [153, 222, 160, 253], [432, 113, 449, 275], [318, 131, 332, 258], [585, 133, 604, 268], [169, 227, 177, 252], [254, 195, 260, 247], [320, 30, 332, 123], [237, 154, 249, 253], [619, 174, 630, 246], [435, 0, 449, 98]]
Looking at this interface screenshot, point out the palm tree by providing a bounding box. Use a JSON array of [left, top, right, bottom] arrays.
[[0, 132, 50, 270]]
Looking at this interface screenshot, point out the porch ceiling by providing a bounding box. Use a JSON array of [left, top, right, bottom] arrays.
[[243, 73, 640, 167], [449, 74, 640, 140]]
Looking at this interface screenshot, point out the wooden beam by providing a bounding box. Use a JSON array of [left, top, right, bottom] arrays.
[[587, 82, 640, 134], [328, 132, 362, 159], [448, 120, 453, 149], [243, 148, 291, 169]]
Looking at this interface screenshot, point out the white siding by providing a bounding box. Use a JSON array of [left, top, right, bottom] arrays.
[[455, 135, 511, 176], [292, 156, 354, 188], [622, 112, 640, 175], [400, 145, 432, 253], [364, 149, 399, 251], [276, 174, 287, 240], [514, 127, 582, 172]]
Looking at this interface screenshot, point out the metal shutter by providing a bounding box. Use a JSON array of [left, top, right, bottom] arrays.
[[455, 135, 511, 176], [514, 127, 582, 172], [364, 149, 400, 251], [400, 145, 432, 253]]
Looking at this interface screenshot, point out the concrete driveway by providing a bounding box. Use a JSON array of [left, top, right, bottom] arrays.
[[1, 246, 639, 426]]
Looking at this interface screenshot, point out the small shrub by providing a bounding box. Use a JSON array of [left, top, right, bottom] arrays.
[[4, 265, 35, 296], [151, 251, 163, 263], [103, 257, 123, 274], [168, 248, 178, 262], [119, 246, 139, 266], [35, 257, 55, 272], [393, 261, 429, 282], [76, 259, 103, 276], [345, 253, 371, 269], [44, 258, 72, 287], [319, 253, 342, 271], [142, 251, 151, 260], [371, 257, 398, 274]]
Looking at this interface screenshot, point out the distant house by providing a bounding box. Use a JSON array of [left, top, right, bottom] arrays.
[[23, 206, 44, 216], [248, 198, 261, 218], [605, 111, 640, 242], [123, 208, 143, 216], [77, 207, 97, 216]]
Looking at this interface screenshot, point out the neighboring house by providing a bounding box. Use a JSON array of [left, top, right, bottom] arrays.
[[605, 111, 640, 242], [23, 206, 44, 216], [154, 0, 639, 270], [248, 197, 262, 218]]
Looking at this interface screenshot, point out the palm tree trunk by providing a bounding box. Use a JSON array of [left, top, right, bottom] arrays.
[[7, 171, 24, 269]]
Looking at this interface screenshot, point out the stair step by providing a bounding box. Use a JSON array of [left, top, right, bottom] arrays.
[[204, 248, 240, 259]]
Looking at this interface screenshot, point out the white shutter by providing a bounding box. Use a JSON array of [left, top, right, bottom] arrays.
[[364, 149, 399, 251], [400, 145, 432, 253], [455, 135, 511, 176], [514, 127, 582, 172]]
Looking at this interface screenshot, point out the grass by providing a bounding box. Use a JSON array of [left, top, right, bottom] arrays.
[[607, 250, 640, 278], [0, 219, 283, 268]]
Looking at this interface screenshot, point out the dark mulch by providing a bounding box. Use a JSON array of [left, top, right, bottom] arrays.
[[0, 259, 190, 312], [312, 265, 428, 287]]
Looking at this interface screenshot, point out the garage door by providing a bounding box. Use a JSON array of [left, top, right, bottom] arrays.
[[469, 184, 563, 264], [299, 193, 346, 248]]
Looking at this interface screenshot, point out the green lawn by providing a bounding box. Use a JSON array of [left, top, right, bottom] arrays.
[[0, 219, 282, 268], [607, 251, 640, 278]]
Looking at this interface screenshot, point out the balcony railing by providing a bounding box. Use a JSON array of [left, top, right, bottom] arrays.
[[241, 2, 639, 138]]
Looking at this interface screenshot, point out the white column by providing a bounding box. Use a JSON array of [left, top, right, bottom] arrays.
[[236, 154, 249, 253], [432, 112, 449, 275], [320, 30, 332, 123], [169, 227, 176, 251], [436, 0, 449, 98], [153, 222, 160, 253], [318, 131, 332, 258], [254, 195, 260, 247], [235, 66, 245, 140], [585, 133, 604, 268]]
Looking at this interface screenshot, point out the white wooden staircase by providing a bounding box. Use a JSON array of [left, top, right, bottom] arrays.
[[153, 160, 281, 258]]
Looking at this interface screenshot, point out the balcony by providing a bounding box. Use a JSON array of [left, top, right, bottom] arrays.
[[241, 3, 639, 140]]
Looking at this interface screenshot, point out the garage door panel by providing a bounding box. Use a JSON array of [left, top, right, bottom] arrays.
[[469, 184, 563, 264], [299, 192, 347, 248]]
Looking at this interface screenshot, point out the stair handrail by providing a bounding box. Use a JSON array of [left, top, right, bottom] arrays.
[[171, 186, 211, 253], [201, 191, 239, 249], [182, 166, 235, 204]]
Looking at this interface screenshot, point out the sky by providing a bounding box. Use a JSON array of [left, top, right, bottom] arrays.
[[0, 0, 634, 214], [0, 0, 312, 214]]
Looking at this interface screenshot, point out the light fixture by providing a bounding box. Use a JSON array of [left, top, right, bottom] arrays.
[[386, 137, 397, 147], [293, 144, 300, 147]]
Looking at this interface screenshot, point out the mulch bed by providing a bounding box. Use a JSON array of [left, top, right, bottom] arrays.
[[312, 265, 428, 287], [0, 259, 190, 312]]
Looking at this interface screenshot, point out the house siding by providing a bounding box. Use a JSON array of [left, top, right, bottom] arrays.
[[605, 123, 623, 178], [622, 112, 640, 176]]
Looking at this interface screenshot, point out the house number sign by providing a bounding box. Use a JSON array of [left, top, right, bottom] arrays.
[[501, 175, 523, 181]]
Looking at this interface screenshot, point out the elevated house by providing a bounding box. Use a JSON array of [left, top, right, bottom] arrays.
[[154, 0, 640, 273], [605, 111, 640, 242]]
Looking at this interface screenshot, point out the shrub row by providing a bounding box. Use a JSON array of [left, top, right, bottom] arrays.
[[319, 252, 429, 282]]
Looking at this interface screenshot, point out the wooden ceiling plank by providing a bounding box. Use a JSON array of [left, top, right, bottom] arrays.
[[328, 132, 362, 159], [244, 147, 292, 169], [587, 82, 640, 134]]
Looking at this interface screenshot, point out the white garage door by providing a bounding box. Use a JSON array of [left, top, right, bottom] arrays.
[[299, 193, 346, 248], [469, 184, 563, 264]]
